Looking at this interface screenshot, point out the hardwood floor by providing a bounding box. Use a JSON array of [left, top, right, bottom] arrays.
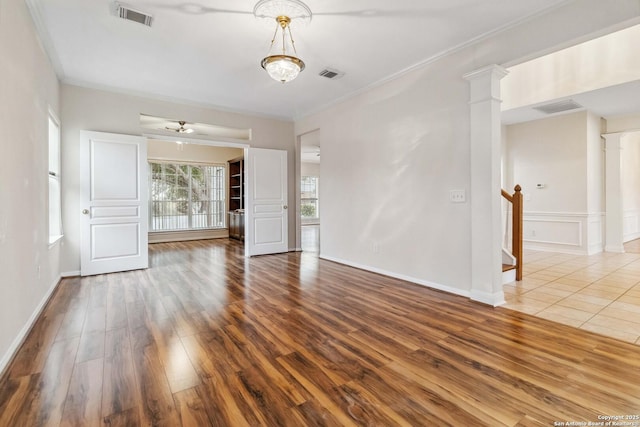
[[1, 239, 639, 426]]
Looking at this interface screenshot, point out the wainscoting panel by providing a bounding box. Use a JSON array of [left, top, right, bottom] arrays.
[[519, 212, 603, 255], [623, 209, 640, 243]]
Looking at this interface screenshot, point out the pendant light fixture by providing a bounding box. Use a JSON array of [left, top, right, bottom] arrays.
[[254, 0, 311, 83]]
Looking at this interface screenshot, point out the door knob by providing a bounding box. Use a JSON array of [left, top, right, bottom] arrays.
[[283, 205, 288, 210], [82, 209, 89, 215]]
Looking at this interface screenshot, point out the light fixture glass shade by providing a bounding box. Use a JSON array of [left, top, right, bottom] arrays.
[[254, 0, 310, 83], [261, 55, 305, 83]]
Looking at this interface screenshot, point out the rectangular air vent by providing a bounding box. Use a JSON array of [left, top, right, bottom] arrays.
[[116, 3, 153, 26], [319, 68, 345, 80], [533, 99, 582, 115]]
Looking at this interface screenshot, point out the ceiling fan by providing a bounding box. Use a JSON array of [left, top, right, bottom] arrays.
[[165, 120, 194, 134]]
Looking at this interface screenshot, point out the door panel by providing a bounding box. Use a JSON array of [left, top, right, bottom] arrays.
[[246, 148, 288, 256], [91, 223, 141, 259], [80, 131, 148, 276]]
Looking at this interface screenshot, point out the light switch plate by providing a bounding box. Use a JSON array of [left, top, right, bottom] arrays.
[[450, 190, 466, 203]]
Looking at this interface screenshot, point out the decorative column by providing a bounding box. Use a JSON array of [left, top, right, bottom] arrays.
[[464, 65, 508, 306], [603, 133, 625, 253]]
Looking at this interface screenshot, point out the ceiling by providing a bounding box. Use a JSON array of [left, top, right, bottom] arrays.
[[140, 113, 251, 140], [29, 0, 571, 120], [502, 79, 640, 125]]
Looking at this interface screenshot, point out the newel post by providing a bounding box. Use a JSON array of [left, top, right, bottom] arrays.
[[512, 185, 523, 281]]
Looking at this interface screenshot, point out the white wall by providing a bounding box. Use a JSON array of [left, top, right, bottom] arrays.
[[301, 162, 320, 177], [505, 111, 604, 255], [148, 139, 243, 164], [0, 0, 60, 371], [506, 112, 588, 212], [607, 113, 640, 132], [621, 132, 640, 242], [503, 23, 640, 110], [294, 0, 639, 296], [61, 85, 295, 273]]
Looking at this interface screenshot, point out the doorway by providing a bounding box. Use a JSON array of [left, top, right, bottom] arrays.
[[299, 130, 321, 254]]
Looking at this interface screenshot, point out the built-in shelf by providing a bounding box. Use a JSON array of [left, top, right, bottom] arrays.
[[228, 156, 244, 241]]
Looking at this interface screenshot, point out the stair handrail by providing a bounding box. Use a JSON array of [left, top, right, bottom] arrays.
[[501, 185, 523, 281]]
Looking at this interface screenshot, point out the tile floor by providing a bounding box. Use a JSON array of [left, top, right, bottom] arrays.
[[504, 239, 640, 345]]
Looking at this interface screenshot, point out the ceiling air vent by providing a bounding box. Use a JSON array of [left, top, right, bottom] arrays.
[[116, 3, 153, 27], [319, 68, 345, 80], [533, 99, 582, 115]]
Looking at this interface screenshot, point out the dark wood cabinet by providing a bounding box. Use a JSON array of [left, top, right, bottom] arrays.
[[228, 211, 244, 240], [228, 157, 244, 240]]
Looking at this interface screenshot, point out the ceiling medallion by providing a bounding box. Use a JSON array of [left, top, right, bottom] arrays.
[[254, 0, 312, 83]]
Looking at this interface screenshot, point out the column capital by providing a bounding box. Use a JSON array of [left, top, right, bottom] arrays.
[[463, 64, 509, 82], [464, 65, 509, 105]]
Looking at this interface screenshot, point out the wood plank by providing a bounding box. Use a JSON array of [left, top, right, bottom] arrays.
[[75, 331, 105, 364], [102, 407, 140, 426], [180, 334, 252, 426], [101, 328, 137, 419], [0, 374, 40, 426], [1, 239, 639, 425], [8, 313, 64, 378], [277, 351, 358, 426], [129, 323, 180, 426], [173, 387, 212, 427], [105, 278, 128, 331], [24, 337, 80, 426], [146, 319, 200, 394], [55, 302, 89, 342], [60, 358, 103, 427]]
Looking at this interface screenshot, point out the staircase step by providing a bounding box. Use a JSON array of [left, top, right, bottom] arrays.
[[502, 264, 516, 272]]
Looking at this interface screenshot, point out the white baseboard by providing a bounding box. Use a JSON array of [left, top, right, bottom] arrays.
[[61, 270, 80, 277], [502, 269, 516, 285], [605, 245, 625, 253], [149, 229, 228, 244], [624, 232, 640, 243], [319, 255, 470, 299], [524, 244, 588, 255], [0, 275, 61, 376], [470, 289, 506, 307]]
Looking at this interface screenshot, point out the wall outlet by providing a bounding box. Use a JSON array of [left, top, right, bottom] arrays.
[[372, 242, 380, 253], [450, 190, 466, 203]]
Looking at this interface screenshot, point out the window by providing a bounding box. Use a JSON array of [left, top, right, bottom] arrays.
[[301, 176, 319, 219], [48, 114, 62, 244], [149, 162, 226, 231]]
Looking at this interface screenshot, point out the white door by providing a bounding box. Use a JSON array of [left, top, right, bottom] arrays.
[[245, 148, 288, 256], [80, 131, 148, 276]]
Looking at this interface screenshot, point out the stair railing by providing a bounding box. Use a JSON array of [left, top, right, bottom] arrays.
[[501, 185, 523, 281]]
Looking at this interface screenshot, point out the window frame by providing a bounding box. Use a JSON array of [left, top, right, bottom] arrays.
[[148, 160, 227, 232], [300, 175, 319, 220]]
